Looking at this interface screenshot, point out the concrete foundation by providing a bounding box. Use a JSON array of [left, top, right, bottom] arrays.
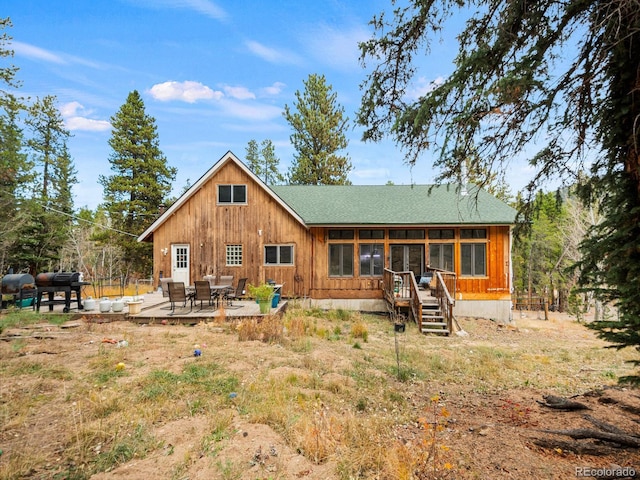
[[294, 297, 513, 323], [303, 298, 387, 313], [453, 299, 513, 323]]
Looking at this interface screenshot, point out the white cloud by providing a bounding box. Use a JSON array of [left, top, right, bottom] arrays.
[[177, 0, 226, 19], [148, 81, 223, 103], [223, 85, 255, 100], [219, 99, 282, 121], [65, 116, 111, 132], [60, 101, 84, 117], [261, 82, 286, 96], [128, 0, 227, 20], [245, 40, 302, 65], [12, 41, 111, 70], [60, 101, 111, 132], [304, 25, 370, 71], [12, 41, 66, 64]]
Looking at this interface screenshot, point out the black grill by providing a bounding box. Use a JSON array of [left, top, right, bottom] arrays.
[[35, 272, 89, 313], [1, 274, 37, 309]]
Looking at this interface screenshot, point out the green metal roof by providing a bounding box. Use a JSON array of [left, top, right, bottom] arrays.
[[271, 184, 517, 225]]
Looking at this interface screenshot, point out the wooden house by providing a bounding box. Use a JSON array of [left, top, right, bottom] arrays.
[[138, 151, 518, 323]]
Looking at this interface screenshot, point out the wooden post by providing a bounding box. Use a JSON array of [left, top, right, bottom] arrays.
[[544, 297, 549, 321]]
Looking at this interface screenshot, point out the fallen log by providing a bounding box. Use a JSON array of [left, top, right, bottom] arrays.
[[598, 396, 640, 416], [532, 437, 618, 456], [537, 395, 590, 411], [583, 414, 629, 435], [540, 427, 640, 448]]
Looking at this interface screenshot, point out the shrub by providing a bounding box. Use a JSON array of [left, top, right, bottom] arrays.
[[237, 316, 284, 343], [350, 321, 369, 342]]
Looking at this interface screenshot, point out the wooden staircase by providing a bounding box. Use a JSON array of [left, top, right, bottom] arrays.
[[420, 293, 450, 335], [383, 268, 455, 337]]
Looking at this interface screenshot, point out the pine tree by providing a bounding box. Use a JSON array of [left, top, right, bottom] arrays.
[[100, 90, 176, 277], [284, 74, 352, 185], [26, 96, 70, 202], [245, 139, 285, 185], [23, 95, 75, 272], [0, 18, 32, 273], [0, 18, 19, 93], [0, 95, 32, 273], [245, 139, 260, 174], [358, 0, 640, 383]]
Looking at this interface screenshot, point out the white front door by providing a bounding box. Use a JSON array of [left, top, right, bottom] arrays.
[[171, 244, 190, 285]]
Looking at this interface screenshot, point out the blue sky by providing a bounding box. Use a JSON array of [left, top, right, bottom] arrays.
[[6, 0, 532, 210]]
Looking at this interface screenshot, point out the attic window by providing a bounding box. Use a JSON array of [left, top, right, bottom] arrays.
[[218, 184, 247, 204]]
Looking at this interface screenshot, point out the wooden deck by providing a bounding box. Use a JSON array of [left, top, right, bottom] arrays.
[[131, 293, 288, 323], [33, 291, 287, 324]]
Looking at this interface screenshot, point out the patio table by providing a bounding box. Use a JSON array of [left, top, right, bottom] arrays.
[[209, 284, 232, 306]]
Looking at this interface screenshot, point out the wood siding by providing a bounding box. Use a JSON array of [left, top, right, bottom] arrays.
[[454, 225, 512, 300], [309, 226, 512, 300], [151, 161, 311, 298]]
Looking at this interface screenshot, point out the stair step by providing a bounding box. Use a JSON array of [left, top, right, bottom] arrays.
[[420, 321, 447, 328], [422, 316, 444, 322], [421, 328, 450, 335]]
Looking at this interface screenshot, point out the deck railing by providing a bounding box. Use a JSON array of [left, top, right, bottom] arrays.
[[383, 268, 421, 324], [432, 270, 456, 333]]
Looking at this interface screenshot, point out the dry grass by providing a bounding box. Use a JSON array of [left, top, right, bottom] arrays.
[[0, 306, 638, 479]]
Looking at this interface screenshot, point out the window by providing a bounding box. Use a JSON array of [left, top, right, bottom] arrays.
[[174, 246, 188, 268], [428, 229, 455, 239], [226, 244, 243, 266], [461, 243, 486, 276], [329, 244, 353, 277], [429, 244, 454, 271], [359, 229, 384, 239], [460, 228, 487, 239], [264, 245, 294, 265], [389, 229, 425, 239], [218, 184, 247, 204], [329, 229, 354, 240], [359, 244, 384, 276]]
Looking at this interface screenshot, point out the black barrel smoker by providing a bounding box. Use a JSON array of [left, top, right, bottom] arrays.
[[35, 272, 88, 313], [1, 274, 37, 309]]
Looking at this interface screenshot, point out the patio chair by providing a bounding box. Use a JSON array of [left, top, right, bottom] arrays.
[[168, 281, 192, 315], [218, 275, 234, 287], [203, 275, 217, 287], [159, 277, 173, 298], [193, 280, 214, 311], [224, 277, 247, 308]]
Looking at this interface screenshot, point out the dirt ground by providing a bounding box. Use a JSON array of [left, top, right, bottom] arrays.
[[1, 309, 639, 479]]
